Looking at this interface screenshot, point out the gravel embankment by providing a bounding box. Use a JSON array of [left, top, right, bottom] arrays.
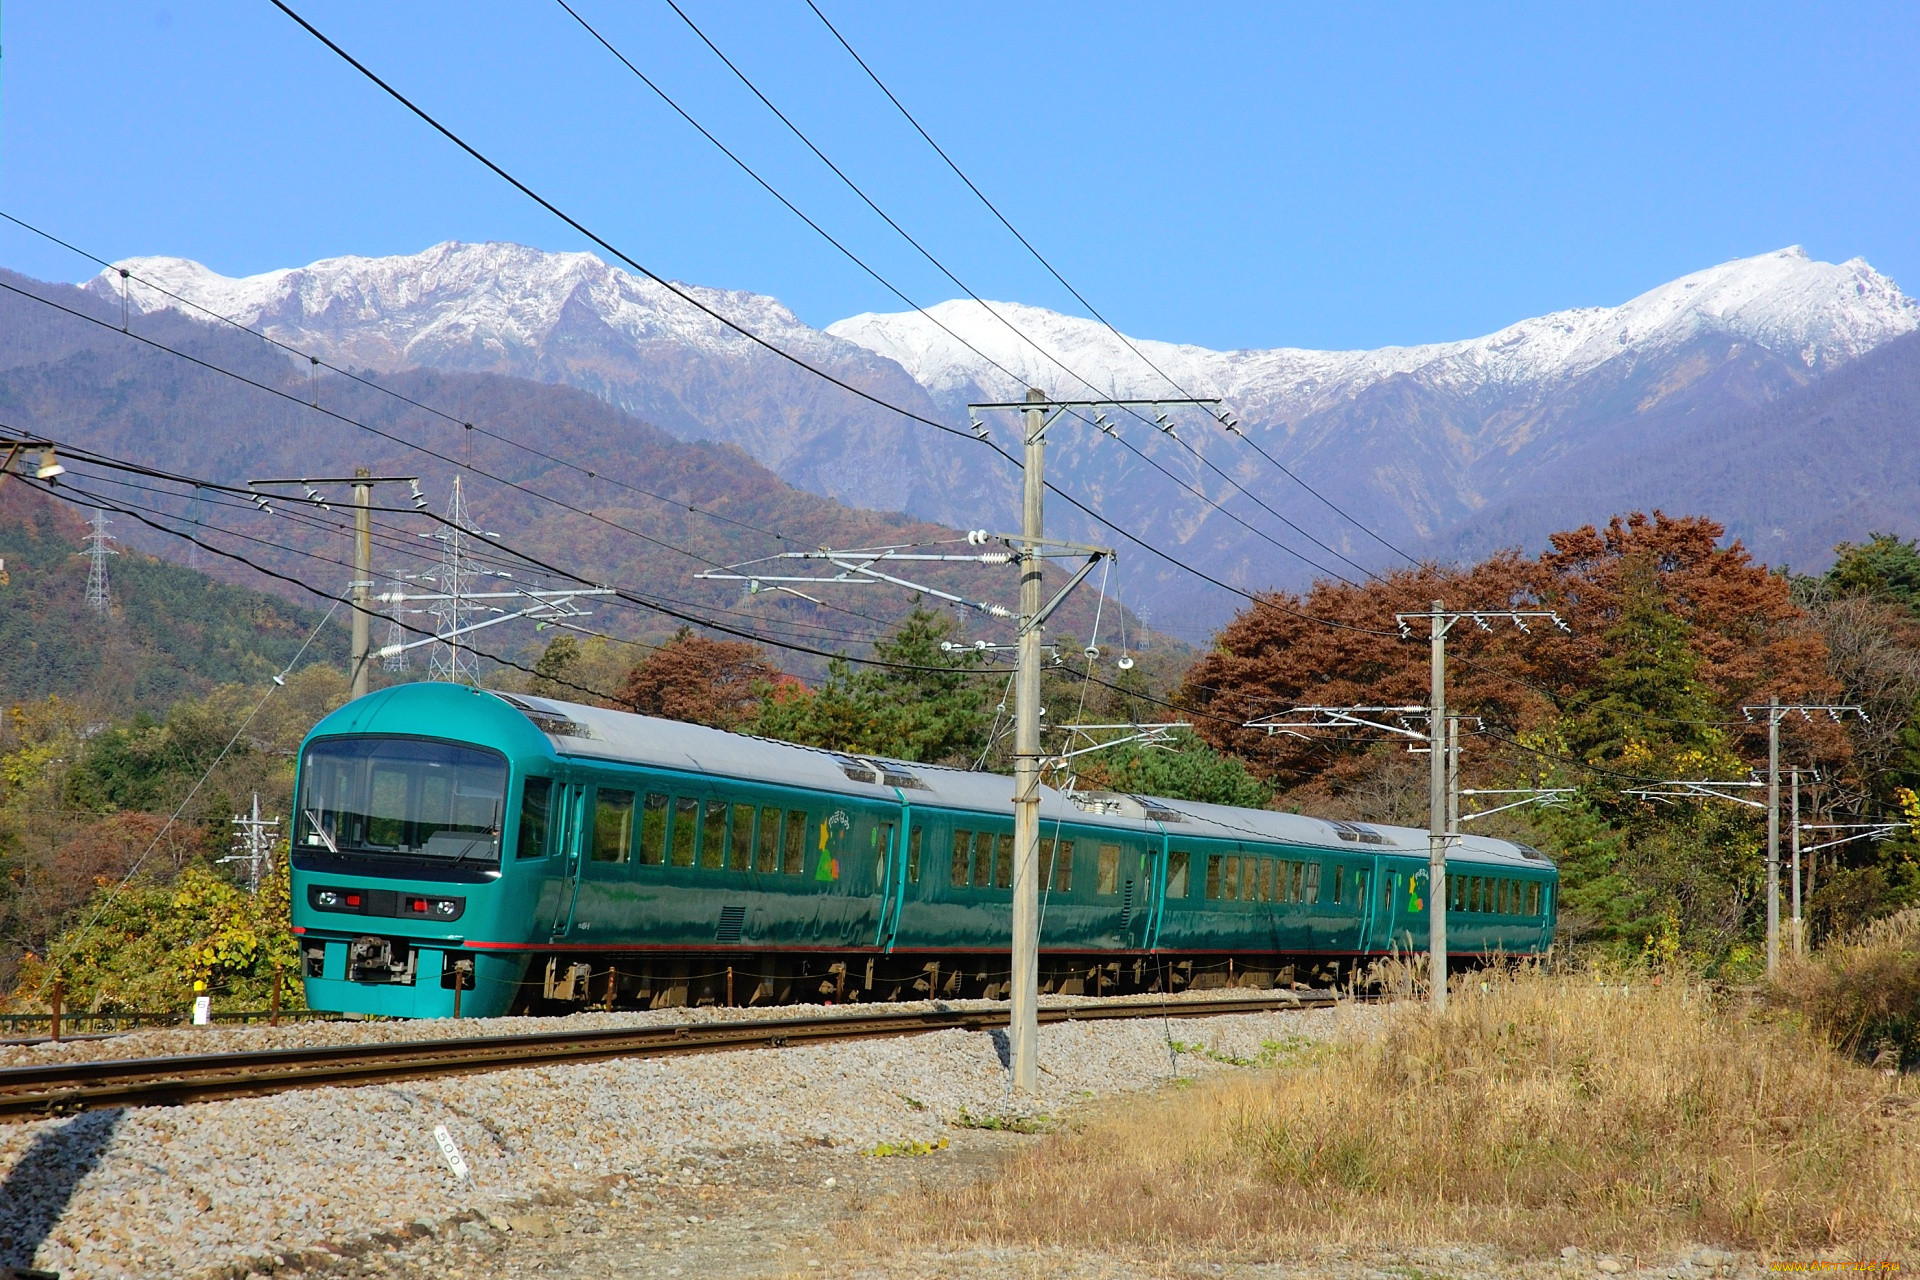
[[0, 987, 1335, 1068], [0, 1001, 1376, 1280]]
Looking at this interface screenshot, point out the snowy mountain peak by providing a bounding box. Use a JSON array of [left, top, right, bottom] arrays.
[[826, 247, 1919, 414], [86, 240, 839, 373]]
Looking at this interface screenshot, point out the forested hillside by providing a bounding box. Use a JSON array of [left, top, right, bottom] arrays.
[[0, 479, 342, 710]]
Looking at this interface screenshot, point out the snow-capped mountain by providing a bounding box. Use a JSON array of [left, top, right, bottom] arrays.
[[83, 243, 1920, 636], [86, 241, 955, 519], [826, 248, 1917, 418]]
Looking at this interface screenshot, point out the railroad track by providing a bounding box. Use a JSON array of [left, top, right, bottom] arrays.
[[0, 991, 1340, 1120]]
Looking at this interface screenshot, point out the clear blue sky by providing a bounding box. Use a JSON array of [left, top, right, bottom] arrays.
[[3, 1, 1916, 352]]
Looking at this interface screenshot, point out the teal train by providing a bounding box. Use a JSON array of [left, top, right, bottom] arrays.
[[290, 683, 1559, 1018]]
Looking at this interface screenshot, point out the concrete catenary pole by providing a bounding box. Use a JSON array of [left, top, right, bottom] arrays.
[[1766, 693, 1781, 978], [1010, 388, 1045, 1092], [1429, 600, 1448, 1011], [350, 467, 373, 700]]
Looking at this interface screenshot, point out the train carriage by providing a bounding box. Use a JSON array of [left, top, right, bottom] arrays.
[[290, 683, 1558, 1019]]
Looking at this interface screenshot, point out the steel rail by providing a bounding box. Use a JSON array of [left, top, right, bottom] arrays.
[[0, 991, 1338, 1119]]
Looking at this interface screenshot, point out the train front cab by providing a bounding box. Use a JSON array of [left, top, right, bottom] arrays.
[[291, 686, 560, 1019]]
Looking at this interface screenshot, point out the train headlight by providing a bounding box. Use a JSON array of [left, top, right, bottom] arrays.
[[435, 899, 459, 917], [317, 891, 339, 907]]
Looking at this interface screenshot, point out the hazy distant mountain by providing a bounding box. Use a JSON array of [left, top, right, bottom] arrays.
[[80, 243, 1920, 634]]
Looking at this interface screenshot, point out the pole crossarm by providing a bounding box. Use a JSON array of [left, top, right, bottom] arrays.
[[1625, 779, 1768, 809], [374, 589, 612, 660], [1740, 703, 1869, 725], [1244, 705, 1429, 740], [1457, 787, 1578, 821], [1394, 608, 1570, 639], [1796, 821, 1913, 854], [1047, 722, 1192, 765], [966, 396, 1222, 444], [696, 546, 1024, 619]]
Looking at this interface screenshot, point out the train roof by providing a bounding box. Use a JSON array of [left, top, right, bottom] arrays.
[[488, 691, 1551, 871]]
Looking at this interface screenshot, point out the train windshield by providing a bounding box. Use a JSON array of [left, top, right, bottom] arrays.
[[296, 737, 507, 866]]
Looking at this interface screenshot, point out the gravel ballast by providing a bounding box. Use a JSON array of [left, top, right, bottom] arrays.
[[0, 1000, 1376, 1279]]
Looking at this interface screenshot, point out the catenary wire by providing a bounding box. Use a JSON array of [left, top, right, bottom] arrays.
[[646, 0, 1373, 584], [801, 0, 1422, 570], [263, 0, 1406, 637]]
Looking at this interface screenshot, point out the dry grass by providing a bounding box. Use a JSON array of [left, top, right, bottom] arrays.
[[886, 968, 1920, 1262], [1776, 908, 1920, 1070]]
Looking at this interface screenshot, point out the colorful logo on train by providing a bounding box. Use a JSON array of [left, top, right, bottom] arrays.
[[1407, 870, 1425, 913], [816, 809, 852, 881]]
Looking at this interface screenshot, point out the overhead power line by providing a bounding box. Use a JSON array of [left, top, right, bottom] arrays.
[[550, 2, 1368, 586], [646, 0, 1376, 585], [802, 0, 1421, 570], [39, 21, 1394, 641]]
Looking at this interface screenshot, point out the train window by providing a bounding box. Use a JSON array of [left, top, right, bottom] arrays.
[[782, 810, 807, 875], [1167, 850, 1189, 898], [1467, 876, 1480, 912], [908, 828, 922, 883], [950, 830, 971, 887], [1526, 881, 1541, 915], [701, 801, 728, 870], [1355, 869, 1367, 906], [994, 833, 1014, 889], [757, 806, 781, 873], [1332, 865, 1344, 905], [1097, 843, 1120, 895], [516, 777, 552, 859], [1053, 838, 1073, 891], [1449, 874, 1463, 912], [1382, 873, 1394, 911], [671, 797, 698, 867], [973, 832, 994, 888], [1258, 858, 1273, 903], [1304, 862, 1321, 904], [730, 804, 754, 872], [591, 789, 634, 863], [1223, 856, 1240, 902], [1504, 879, 1516, 914], [639, 793, 668, 865], [874, 822, 896, 884], [1205, 854, 1221, 899]]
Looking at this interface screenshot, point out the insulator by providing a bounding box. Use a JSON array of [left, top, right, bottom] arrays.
[[1116, 656, 1135, 671], [1084, 645, 1100, 659]]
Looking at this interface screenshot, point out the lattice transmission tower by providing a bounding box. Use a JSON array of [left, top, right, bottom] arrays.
[[81, 509, 117, 613], [427, 476, 482, 684]]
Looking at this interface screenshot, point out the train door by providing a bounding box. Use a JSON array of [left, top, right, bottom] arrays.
[[547, 781, 586, 939]]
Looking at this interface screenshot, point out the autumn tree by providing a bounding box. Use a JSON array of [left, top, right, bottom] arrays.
[[1181, 512, 1845, 962], [618, 627, 782, 731]]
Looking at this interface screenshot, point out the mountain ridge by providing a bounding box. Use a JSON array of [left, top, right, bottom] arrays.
[[69, 241, 1920, 635]]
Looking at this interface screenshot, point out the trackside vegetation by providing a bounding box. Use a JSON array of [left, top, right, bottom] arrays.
[[882, 966, 1920, 1260]]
